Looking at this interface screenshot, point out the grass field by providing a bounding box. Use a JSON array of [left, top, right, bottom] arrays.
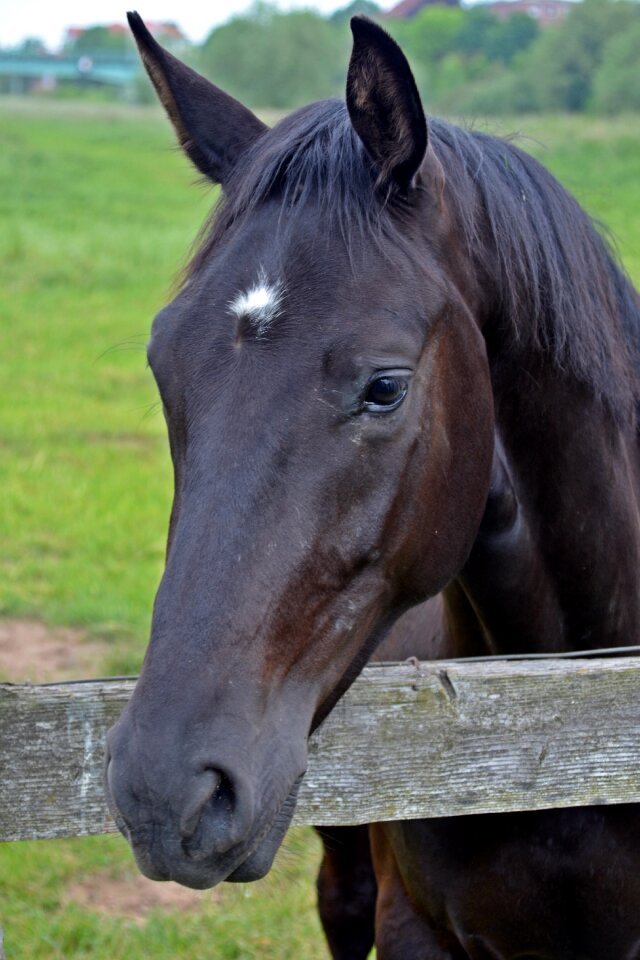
[[1, 97, 639, 959]]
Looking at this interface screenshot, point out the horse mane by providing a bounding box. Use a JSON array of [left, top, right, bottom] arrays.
[[187, 99, 640, 424]]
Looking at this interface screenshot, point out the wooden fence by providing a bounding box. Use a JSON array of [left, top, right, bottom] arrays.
[[2, 656, 640, 843]]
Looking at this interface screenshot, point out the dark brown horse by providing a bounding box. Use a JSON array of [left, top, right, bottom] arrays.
[[106, 12, 640, 958]]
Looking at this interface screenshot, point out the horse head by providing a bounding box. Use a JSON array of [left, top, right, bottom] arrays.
[[105, 13, 494, 889]]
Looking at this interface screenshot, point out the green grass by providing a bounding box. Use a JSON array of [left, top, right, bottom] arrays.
[[0, 829, 328, 960], [0, 99, 209, 672], [482, 114, 640, 281], [0, 98, 639, 959]]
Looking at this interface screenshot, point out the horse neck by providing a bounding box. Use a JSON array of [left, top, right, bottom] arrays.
[[447, 350, 640, 656]]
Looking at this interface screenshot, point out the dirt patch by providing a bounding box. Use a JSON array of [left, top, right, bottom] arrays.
[[0, 619, 107, 683], [65, 869, 218, 923]]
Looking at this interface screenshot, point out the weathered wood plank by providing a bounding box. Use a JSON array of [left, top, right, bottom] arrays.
[[0, 679, 130, 842], [1, 658, 639, 842]]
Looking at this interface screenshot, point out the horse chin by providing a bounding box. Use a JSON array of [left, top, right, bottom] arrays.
[[225, 830, 285, 883], [226, 775, 303, 883], [128, 834, 248, 890]]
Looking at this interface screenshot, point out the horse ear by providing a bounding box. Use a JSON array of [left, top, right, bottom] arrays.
[[127, 11, 267, 184], [347, 17, 427, 193]]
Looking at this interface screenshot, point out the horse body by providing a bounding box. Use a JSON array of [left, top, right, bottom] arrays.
[[376, 379, 640, 957], [106, 13, 640, 958], [374, 807, 640, 959], [369, 404, 640, 958], [320, 399, 640, 958]]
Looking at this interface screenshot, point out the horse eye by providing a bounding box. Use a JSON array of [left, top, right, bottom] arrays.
[[363, 374, 409, 412]]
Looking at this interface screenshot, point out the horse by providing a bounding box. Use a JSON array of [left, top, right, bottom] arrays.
[[105, 11, 640, 958]]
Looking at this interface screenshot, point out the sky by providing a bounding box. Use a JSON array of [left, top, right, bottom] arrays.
[[1, 0, 370, 51]]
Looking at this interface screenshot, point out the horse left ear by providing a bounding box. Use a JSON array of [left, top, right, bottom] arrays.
[[347, 17, 427, 193], [127, 11, 267, 184]]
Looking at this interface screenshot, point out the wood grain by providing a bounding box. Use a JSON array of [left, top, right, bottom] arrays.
[[1, 657, 639, 842]]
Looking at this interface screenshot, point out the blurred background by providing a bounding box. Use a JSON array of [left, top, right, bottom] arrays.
[[2, 0, 639, 112], [0, 1, 639, 958]]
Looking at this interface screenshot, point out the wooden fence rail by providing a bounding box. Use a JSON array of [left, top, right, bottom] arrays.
[[1, 657, 640, 843]]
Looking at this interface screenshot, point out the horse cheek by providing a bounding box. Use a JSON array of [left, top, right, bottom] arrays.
[[400, 318, 494, 602]]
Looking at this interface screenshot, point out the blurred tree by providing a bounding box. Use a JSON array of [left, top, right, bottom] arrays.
[[200, 3, 348, 108], [387, 4, 539, 107], [388, 6, 466, 65], [531, 0, 639, 110], [453, 59, 539, 114], [67, 26, 132, 54], [457, 7, 500, 57], [458, 0, 640, 115], [458, 4, 498, 56], [16, 37, 48, 55], [194, 0, 639, 115], [591, 22, 640, 113], [531, 26, 593, 110], [486, 14, 539, 64]]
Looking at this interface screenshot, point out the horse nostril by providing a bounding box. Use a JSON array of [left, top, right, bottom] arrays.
[[179, 769, 223, 840], [180, 768, 254, 860]]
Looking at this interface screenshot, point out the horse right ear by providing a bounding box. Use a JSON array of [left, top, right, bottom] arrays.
[[127, 12, 267, 184]]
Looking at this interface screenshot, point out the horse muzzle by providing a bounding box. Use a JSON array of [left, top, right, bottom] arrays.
[[104, 715, 306, 889]]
